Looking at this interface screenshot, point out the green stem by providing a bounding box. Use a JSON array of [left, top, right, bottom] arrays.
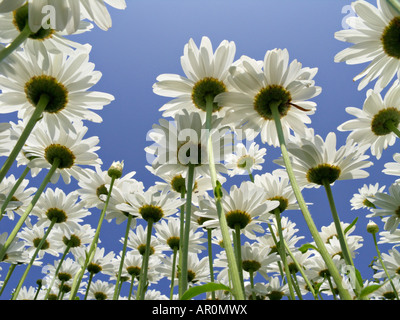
[[270, 102, 352, 300], [137, 218, 154, 300], [84, 272, 95, 300], [372, 232, 399, 300], [33, 281, 42, 300], [170, 246, 178, 300], [386, 121, 400, 139], [178, 188, 186, 298], [44, 242, 72, 300], [0, 94, 49, 185], [0, 166, 30, 221], [233, 224, 245, 294], [246, 168, 254, 183], [207, 228, 215, 300], [179, 163, 195, 297], [12, 218, 57, 300], [0, 157, 59, 262], [128, 276, 135, 300], [205, 95, 245, 300], [322, 181, 354, 268], [0, 23, 31, 64], [249, 270, 256, 300], [0, 263, 17, 297], [113, 214, 133, 300], [284, 240, 318, 299], [274, 210, 296, 300], [69, 176, 116, 300]]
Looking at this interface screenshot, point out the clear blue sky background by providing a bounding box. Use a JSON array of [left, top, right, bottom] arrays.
[[1, 0, 398, 299]]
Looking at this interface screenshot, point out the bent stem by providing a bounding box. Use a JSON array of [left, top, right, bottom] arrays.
[[0, 166, 30, 221], [113, 214, 134, 300], [0, 23, 31, 64], [69, 176, 116, 300], [205, 95, 245, 300], [12, 218, 57, 300], [386, 121, 400, 139], [179, 163, 195, 297], [0, 157, 60, 262], [270, 102, 352, 300], [137, 218, 154, 300], [0, 94, 49, 185]]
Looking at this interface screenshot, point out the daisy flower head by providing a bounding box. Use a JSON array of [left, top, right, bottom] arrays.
[[145, 109, 231, 178], [334, 0, 400, 91], [0, 232, 28, 264], [367, 182, 400, 232], [275, 131, 373, 189], [225, 141, 266, 177], [86, 280, 114, 300], [350, 183, 386, 211], [383, 152, 400, 181], [198, 180, 279, 239], [0, 44, 114, 136], [23, 121, 102, 184], [153, 36, 236, 121], [338, 81, 400, 159], [32, 188, 90, 233], [215, 48, 321, 147], [0, 6, 93, 57]]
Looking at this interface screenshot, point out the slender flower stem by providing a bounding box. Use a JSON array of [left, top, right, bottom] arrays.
[[0, 263, 16, 297], [0, 166, 30, 221], [33, 281, 43, 300], [0, 157, 60, 262], [270, 102, 352, 300], [113, 214, 133, 300], [12, 218, 57, 300], [372, 232, 399, 300], [0, 94, 50, 185], [44, 242, 72, 300], [274, 210, 296, 300], [386, 121, 400, 139], [179, 163, 195, 297], [84, 272, 95, 300], [137, 218, 154, 300], [69, 176, 116, 300], [170, 246, 178, 300], [233, 225, 245, 295], [207, 228, 215, 300], [0, 23, 31, 64], [205, 95, 245, 300], [284, 240, 318, 299], [322, 180, 354, 268], [249, 270, 256, 300], [178, 188, 186, 297]]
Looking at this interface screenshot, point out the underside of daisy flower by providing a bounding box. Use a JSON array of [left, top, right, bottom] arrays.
[[306, 164, 342, 185], [225, 209, 251, 229], [139, 204, 164, 222], [253, 85, 292, 120], [44, 144, 76, 169], [371, 107, 400, 136], [191, 77, 226, 112], [381, 17, 400, 59], [45, 207, 68, 223]]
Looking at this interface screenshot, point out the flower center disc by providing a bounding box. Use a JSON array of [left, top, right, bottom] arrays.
[[306, 163, 341, 185], [170, 175, 186, 193], [191, 77, 226, 112], [254, 85, 292, 120], [25, 75, 68, 113], [13, 4, 55, 40], [225, 209, 251, 229], [44, 144, 76, 169], [166, 236, 180, 250], [46, 207, 68, 223], [371, 107, 400, 136], [382, 17, 400, 59], [242, 260, 262, 273], [268, 196, 289, 214], [139, 204, 164, 222]]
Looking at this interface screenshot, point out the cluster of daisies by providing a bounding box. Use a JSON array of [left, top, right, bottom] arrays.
[[1, 0, 400, 301]]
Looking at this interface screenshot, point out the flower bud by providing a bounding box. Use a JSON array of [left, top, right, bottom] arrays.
[[108, 160, 124, 179], [366, 220, 379, 234]]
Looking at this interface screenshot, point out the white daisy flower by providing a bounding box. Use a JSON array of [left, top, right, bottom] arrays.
[[215, 48, 321, 147], [198, 180, 279, 239], [23, 121, 102, 184], [0, 45, 114, 136], [146, 110, 231, 179], [275, 131, 373, 189], [253, 170, 299, 213], [350, 183, 386, 211], [87, 280, 114, 300], [0, 231, 28, 264], [32, 188, 91, 233], [378, 229, 400, 245], [367, 182, 400, 232], [265, 276, 290, 300], [337, 82, 400, 160], [124, 224, 166, 258], [372, 247, 400, 279], [0, 6, 93, 57], [50, 224, 95, 256], [334, 0, 400, 91], [225, 141, 266, 177], [370, 278, 400, 300], [153, 36, 236, 121], [383, 153, 400, 181]]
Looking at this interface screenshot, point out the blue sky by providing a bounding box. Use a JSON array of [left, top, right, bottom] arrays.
[[1, 0, 398, 299]]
